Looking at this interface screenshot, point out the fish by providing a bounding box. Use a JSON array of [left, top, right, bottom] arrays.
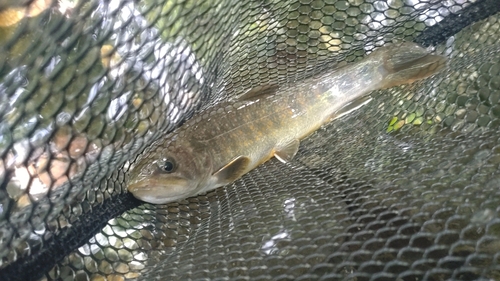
[[127, 42, 446, 204], [0, 0, 52, 27]]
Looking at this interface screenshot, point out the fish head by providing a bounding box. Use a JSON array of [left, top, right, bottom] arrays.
[[127, 140, 212, 204]]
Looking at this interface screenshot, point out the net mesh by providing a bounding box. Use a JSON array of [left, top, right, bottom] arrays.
[[0, 0, 499, 280]]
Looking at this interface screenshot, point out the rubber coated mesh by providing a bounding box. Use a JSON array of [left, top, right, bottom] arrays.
[[0, 0, 500, 280]]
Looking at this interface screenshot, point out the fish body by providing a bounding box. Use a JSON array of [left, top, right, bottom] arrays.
[[128, 42, 446, 204]]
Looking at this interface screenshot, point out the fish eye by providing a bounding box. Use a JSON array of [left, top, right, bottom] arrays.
[[158, 158, 176, 173]]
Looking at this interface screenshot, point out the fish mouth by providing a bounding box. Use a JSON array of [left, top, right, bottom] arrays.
[[127, 177, 194, 204]]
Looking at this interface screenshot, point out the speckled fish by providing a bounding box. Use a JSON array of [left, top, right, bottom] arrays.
[[128, 42, 446, 204]]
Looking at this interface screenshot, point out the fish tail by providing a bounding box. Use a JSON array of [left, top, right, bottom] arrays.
[[375, 42, 446, 89]]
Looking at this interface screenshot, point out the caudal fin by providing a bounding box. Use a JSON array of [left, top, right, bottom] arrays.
[[374, 42, 446, 89]]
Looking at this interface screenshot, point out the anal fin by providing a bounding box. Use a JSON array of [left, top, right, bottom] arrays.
[[274, 139, 300, 163], [236, 84, 279, 101], [213, 156, 251, 185], [329, 96, 372, 121]]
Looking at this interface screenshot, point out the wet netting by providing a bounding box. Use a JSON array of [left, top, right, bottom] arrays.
[[0, 0, 499, 280]]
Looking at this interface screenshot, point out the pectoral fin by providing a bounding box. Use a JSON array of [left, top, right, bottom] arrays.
[[213, 156, 251, 184], [274, 139, 300, 163]]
